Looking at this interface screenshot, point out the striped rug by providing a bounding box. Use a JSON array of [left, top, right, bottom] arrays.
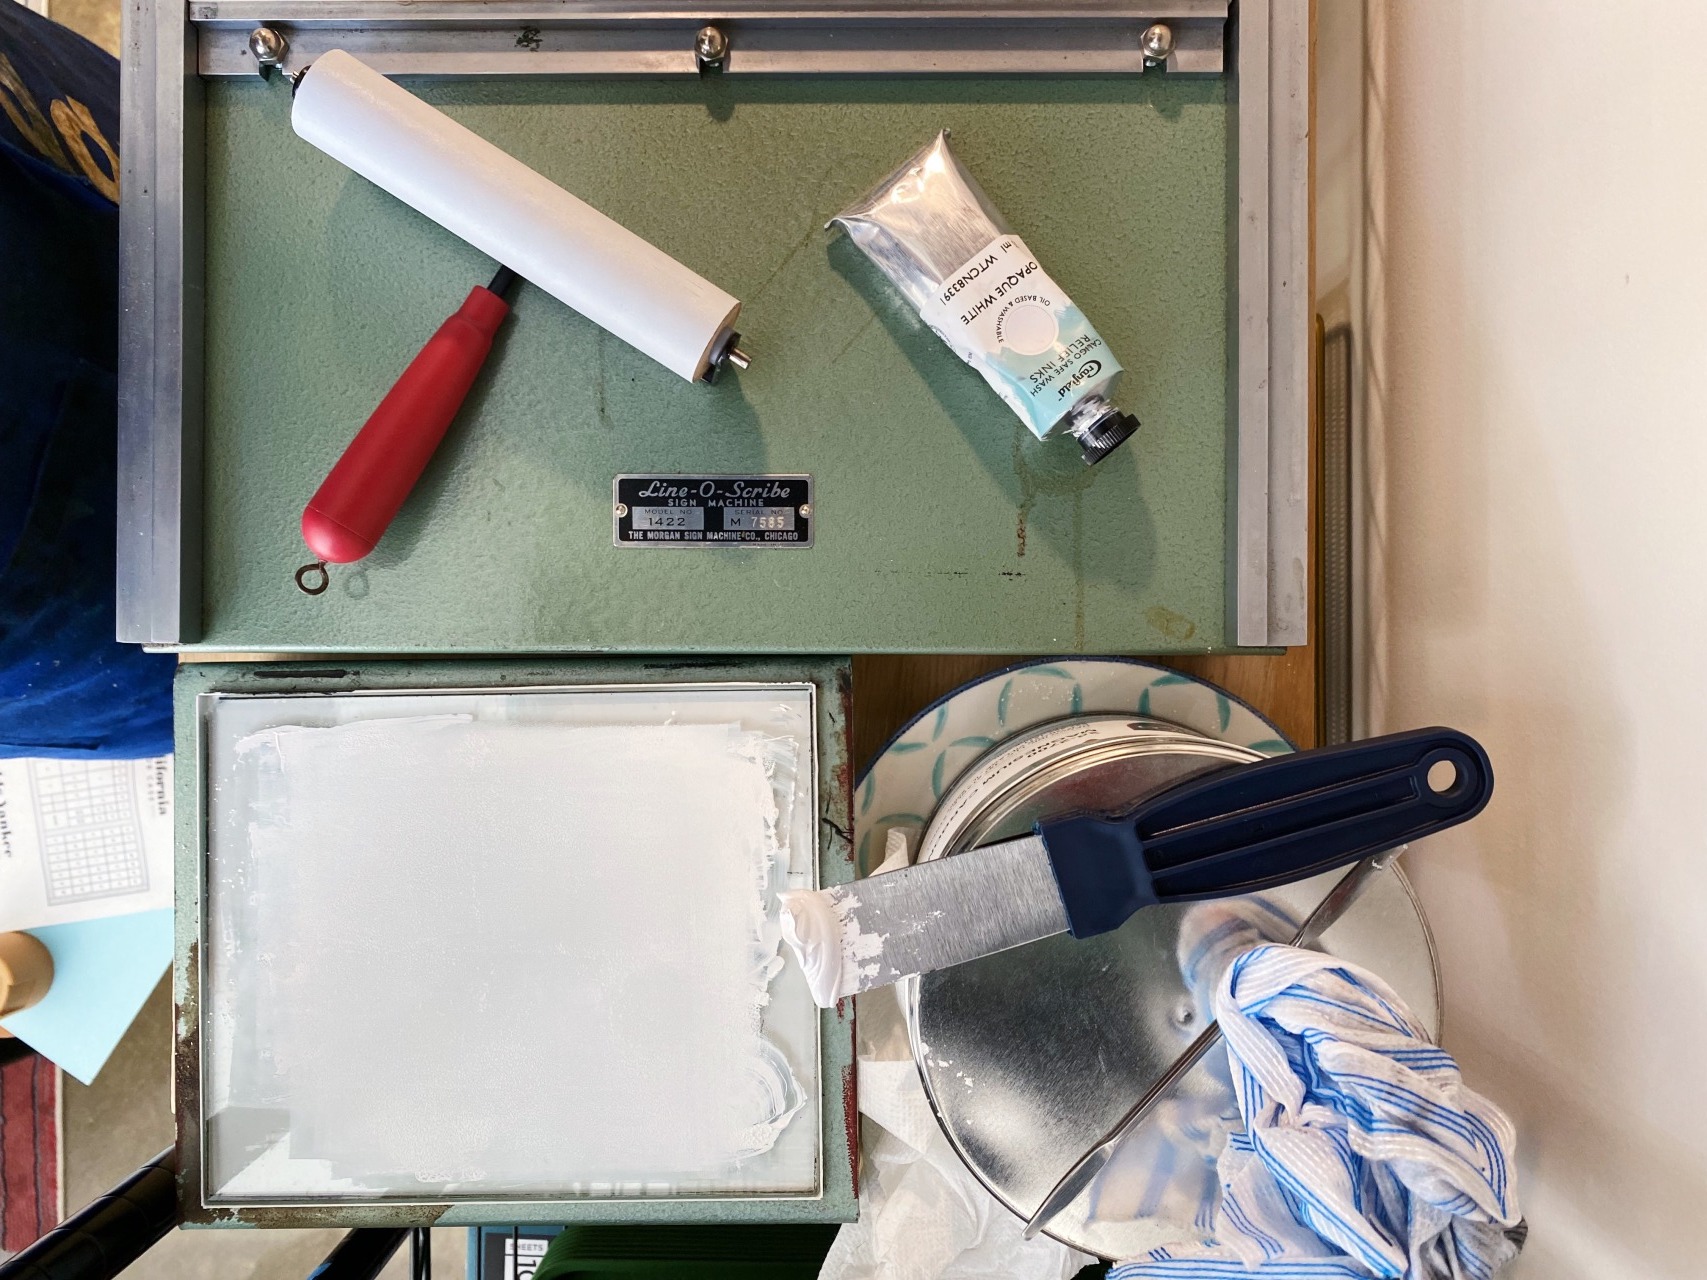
[[0, 1046, 58, 1254]]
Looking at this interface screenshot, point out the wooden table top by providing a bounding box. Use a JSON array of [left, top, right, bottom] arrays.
[[852, 645, 1319, 779]]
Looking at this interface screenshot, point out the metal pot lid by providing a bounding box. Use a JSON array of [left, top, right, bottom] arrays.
[[899, 714, 1441, 1261]]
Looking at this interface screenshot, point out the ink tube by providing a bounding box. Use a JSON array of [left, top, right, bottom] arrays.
[[831, 130, 1138, 465]]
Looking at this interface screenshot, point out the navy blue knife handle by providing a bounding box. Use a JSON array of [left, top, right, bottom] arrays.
[[1038, 727, 1492, 938]]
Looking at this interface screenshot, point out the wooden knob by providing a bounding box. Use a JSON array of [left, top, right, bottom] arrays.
[[0, 932, 54, 1020]]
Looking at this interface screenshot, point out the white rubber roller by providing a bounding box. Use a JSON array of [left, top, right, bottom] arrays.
[[292, 49, 741, 382]]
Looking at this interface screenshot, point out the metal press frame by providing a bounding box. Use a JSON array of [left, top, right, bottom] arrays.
[[1311, 0, 1368, 743], [116, 0, 1313, 650]]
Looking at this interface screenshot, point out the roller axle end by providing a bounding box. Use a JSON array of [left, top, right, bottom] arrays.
[[702, 330, 752, 382]]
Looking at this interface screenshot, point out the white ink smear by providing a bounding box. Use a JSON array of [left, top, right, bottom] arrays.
[[201, 689, 821, 1201], [778, 825, 915, 1009], [778, 888, 844, 1008], [779, 885, 890, 1008]]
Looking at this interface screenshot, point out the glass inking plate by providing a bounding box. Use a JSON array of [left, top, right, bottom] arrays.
[[178, 659, 855, 1223]]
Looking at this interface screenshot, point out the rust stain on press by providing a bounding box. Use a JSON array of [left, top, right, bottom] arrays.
[[833, 667, 855, 862], [1145, 605, 1198, 643], [235, 1203, 447, 1229], [175, 941, 220, 1224], [1010, 423, 1098, 642], [831, 759, 853, 848], [1072, 491, 1086, 650], [842, 1061, 861, 1196], [174, 941, 200, 1121]]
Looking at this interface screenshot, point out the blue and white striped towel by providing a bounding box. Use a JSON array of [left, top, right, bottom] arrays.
[[1111, 912, 1525, 1280]]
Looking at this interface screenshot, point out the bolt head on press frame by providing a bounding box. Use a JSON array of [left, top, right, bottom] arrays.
[[248, 26, 289, 79], [1140, 23, 1175, 66], [695, 24, 729, 73]]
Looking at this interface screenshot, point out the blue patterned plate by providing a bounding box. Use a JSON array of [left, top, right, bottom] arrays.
[[857, 658, 1290, 873]]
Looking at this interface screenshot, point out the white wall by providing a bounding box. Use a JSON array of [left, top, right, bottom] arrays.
[[1373, 3, 1707, 1275]]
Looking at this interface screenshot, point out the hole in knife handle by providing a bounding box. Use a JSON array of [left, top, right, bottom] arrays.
[[1422, 748, 1479, 802]]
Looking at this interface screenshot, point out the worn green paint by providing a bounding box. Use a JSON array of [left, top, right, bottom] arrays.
[[196, 76, 1229, 653], [172, 658, 856, 1226]]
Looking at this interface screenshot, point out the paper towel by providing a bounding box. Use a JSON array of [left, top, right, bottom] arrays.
[[820, 831, 1094, 1280]]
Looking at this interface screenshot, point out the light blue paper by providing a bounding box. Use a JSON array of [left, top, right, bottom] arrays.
[[0, 909, 172, 1084]]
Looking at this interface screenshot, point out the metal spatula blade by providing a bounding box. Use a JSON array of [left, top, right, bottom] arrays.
[[798, 833, 1068, 998]]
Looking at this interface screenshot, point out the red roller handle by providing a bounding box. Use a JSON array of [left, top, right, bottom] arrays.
[[301, 279, 512, 564]]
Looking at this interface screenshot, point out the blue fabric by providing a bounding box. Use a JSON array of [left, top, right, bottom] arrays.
[[0, 3, 174, 759], [1109, 931, 1524, 1280]]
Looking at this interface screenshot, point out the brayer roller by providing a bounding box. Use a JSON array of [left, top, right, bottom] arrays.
[[291, 49, 748, 382]]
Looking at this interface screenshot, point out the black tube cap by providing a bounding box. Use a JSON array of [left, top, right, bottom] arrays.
[[1078, 411, 1140, 465]]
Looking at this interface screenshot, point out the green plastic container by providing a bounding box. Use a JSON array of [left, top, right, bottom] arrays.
[[531, 1224, 838, 1279]]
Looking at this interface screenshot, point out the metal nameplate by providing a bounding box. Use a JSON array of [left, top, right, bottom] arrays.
[[613, 474, 813, 548]]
